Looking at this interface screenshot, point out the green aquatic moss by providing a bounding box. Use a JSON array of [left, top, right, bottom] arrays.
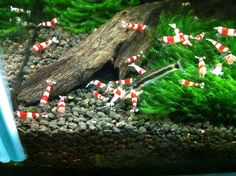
[[43, 0, 140, 33], [0, 0, 37, 39], [26, 107, 39, 113], [139, 11, 236, 122], [0, 4, 17, 39]]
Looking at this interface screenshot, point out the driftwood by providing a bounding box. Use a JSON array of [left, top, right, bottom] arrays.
[[17, 1, 169, 104]]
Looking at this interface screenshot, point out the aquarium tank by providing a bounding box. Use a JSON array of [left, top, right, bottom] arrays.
[[1, 0, 236, 175]]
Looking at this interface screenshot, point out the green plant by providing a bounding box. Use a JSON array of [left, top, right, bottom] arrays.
[[139, 11, 236, 122], [43, 0, 140, 33], [26, 106, 39, 113], [0, 0, 38, 39]]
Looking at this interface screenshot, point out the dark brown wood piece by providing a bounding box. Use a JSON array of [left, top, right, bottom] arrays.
[[17, 1, 166, 104]]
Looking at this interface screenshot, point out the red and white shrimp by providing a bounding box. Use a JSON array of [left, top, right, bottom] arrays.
[[32, 37, 59, 52], [160, 35, 192, 46], [206, 38, 230, 53], [180, 79, 204, 89], [224, 54, 236, 64], [37, 18, 58, 27], [106, 87, 126, 107], [112, 78, 133, 85], [93, 91, 108, 102], [166, 23, 192, 46], [125, 89, 143, 112], [10, 6, 31, 16], [121, 20, 148, 31], [15, 111, 48, 119], [192, 32, 206, 41], [86, 80, 107, 89], [195, 56, 207, 77], [214, 26, 236, 36], [10, 6, 24, 13], [40, 80, 56, 106], [128, 63, 146, 75], [105, 84, 117, 94], [56, 96, 67, 114], [125, 51, 144, 64]]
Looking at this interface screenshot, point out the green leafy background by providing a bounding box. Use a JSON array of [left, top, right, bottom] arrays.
[[139, 11, 236, 122], [0, 0, 140, 38], [43, 0, 140, 33]]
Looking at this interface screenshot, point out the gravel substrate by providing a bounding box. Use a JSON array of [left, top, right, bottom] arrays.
[[1, 35, 30, 90], [17, 115, 236, 172], [22, 27, 88, 81], [1, 26, 236, 173]]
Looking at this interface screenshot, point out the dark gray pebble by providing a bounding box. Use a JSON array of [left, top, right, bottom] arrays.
[[104, 123, 114, 130], [78, 108, 86, 115], [84, 93, 92, 99], [124, 124, 137, 131], [73, 117, 80, 123], [97, 111, 106, 118], [80, 100, 89, 108], [88, 124, 97, 132], [76, 90, 84, 97], [31, 123, 39, 131], [78, 122, 87, 131], [103, 130, 112, 135], [78, 116, 87, 122], [59, 127, 67, 132], [52, 129, 59, 134], [75, 97, 82, 101], [138, 126, 147, 134], [101, 106, 111, 115], [47, 113, 55, 119], [57, 119, 66, 126], [113, 127, 121, 133], [69, 102, 76, 107], [88, 98, 96, 105], [85, 110, 96, 119], [161, 123, 170, 133], [102, 117, 113, 123], [67, 117, 74, 122], [39, 125, 47, 132], [48, 120, 58, 129], [109, 111, 121, 120], [68, 122, 78, 129], [95, 99, 104, 106], [73, 111, 79, 116], [170, 124, 178, 132], [39, 119, 49, 126]]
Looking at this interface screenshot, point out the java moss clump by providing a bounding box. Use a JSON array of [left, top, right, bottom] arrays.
[[0, 2, 19, 39], [0, 1, 34, 39], [139, 11, 236, 122], [43, 0, 140, 33], [1, 0, 140, 39]]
